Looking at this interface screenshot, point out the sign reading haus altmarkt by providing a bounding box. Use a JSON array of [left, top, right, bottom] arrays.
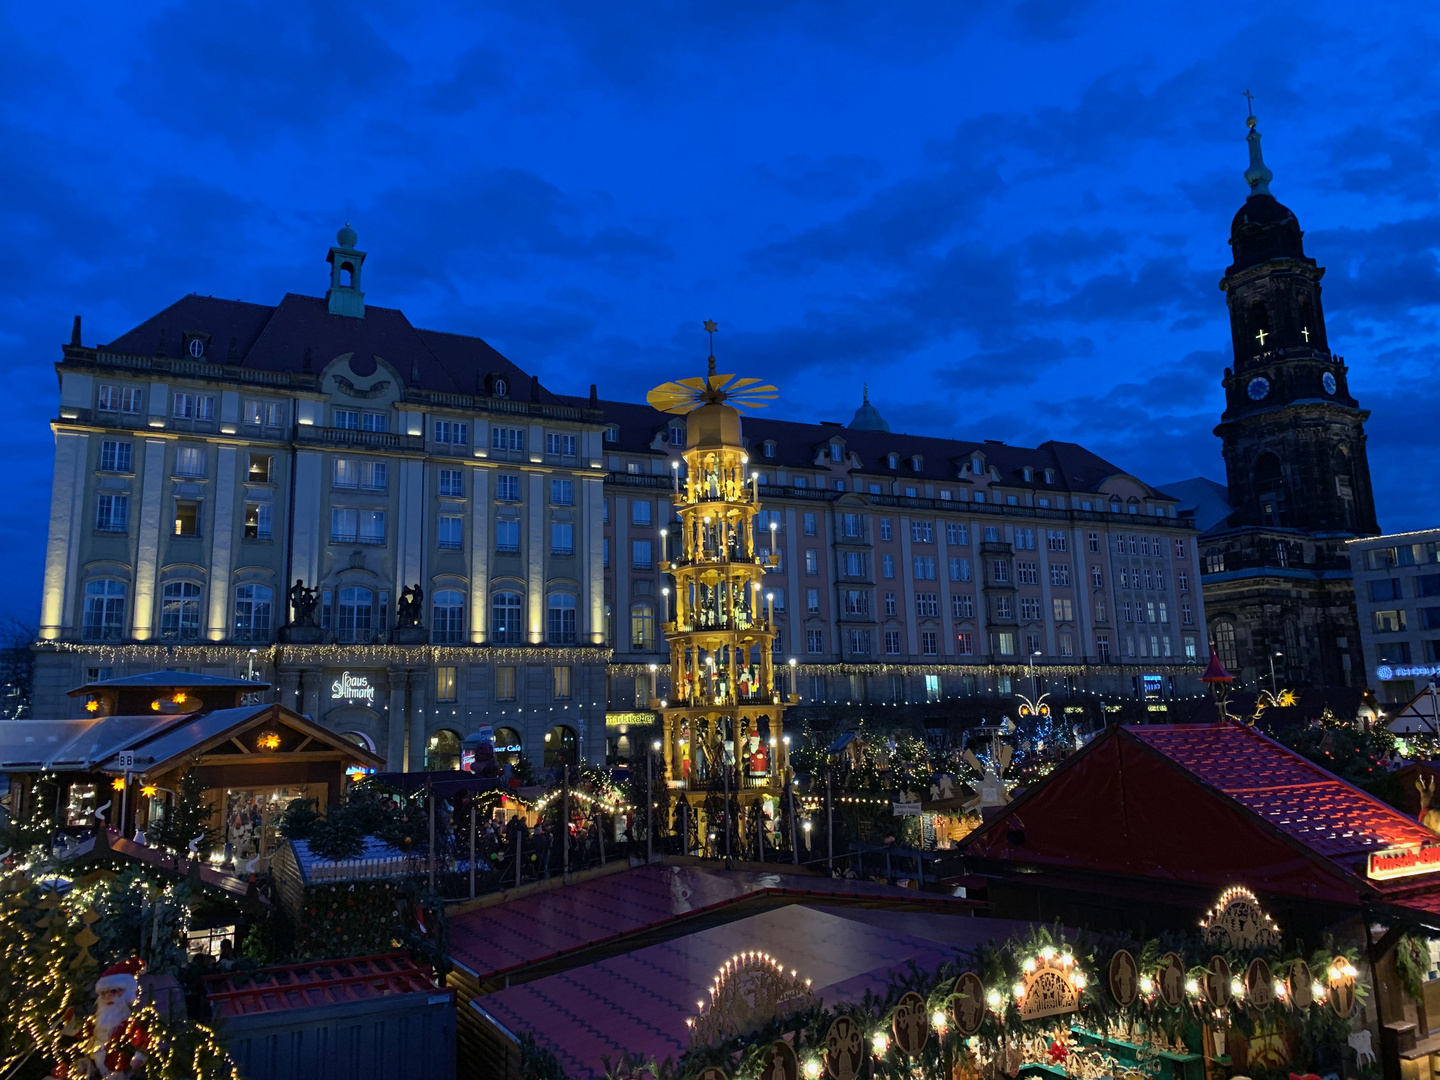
[[331, 671, 376, 703]]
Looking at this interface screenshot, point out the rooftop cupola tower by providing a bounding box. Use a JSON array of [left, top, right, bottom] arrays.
[[326, 223, 366, 318]]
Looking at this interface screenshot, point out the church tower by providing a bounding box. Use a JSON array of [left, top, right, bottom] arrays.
[[1215, 114, 1378, 535]]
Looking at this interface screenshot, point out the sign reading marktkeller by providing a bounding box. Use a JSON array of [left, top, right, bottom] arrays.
[[1368, 843, 1440, 881]]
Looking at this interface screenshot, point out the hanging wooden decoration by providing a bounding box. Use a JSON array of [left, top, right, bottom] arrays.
[[1289, 960, 1315, 1008], [1203, 956, 1231, 1009], [1108, 949, 1139, 1006], [1245, 957, 1276, 1009], [1157, 952, 1186, 1008], [1016, 949, 1083, 1021], [951, 971, 987, 1036], [697, 1068, 729, 1080], [824, 1016, 864, 1080], [1327, 956, 1357, 1019], [688, 952, 815, 1046], [1200, 885, 1282, 949], [892, 991, 929, 1055], [761, 1040, 798, 1080]]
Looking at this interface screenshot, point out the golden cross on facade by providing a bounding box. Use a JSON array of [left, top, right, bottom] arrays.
[[1255, 328, 1268, 345], [1301, 326, 1310, 342]]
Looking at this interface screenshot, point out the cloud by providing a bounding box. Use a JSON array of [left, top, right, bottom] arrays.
[[756, 154, 885, 203]]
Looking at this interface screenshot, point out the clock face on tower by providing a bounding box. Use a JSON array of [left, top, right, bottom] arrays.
[[1323, 371, 1337, 395], [1247, 376, 1271, 401]]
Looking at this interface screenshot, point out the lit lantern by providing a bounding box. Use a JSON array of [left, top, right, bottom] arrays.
[[871, 1032, 888, 1054], [172, 692, 188, 705], [85, 699, 100, 713], [111, 777, 125, 791], [141, 785, 157, 797], [256, 731, 282, 751]]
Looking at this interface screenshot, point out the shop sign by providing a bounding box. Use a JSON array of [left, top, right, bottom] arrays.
[[330, 671, 376, 703], [891, 800, 922, 816], [1376, 663, 1440, 681], [1368, 842, 1440, 880]]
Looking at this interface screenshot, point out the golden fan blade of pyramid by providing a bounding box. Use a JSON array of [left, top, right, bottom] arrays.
[[648, 371, 779, 415]]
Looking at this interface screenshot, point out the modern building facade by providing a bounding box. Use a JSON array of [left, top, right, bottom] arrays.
[[1348, 529, 1440, 704], [1171, 114, 1379, 692], [34, 226, 1209, 772]]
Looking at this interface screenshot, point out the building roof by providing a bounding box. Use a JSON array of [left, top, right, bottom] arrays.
[[447, 862, 980, 985], [98, 292, 560, 402], [475, 903, 1023, 1080], [585, 394, 1177, 503], [67, 669, 270, 698], [205, 953, 443, 1018], [1155, 477, 1233, 533], [962, 721, 1440, 909]]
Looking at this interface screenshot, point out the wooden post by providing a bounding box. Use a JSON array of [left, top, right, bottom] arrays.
[[597, 799, 607, 865], [723, 755, 732, 859], [788, 781, 799, 865], [427, 780, 436, 894], [562, 764, 570, 879], [826, 766, 834, 875], [469, 802, 476, 899], [757, 799, 766, 863], [646, 747, 654, 863], [515, 820, 523, 889]]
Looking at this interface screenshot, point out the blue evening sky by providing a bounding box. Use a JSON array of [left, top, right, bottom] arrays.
[[4, 2, 1439, 623]]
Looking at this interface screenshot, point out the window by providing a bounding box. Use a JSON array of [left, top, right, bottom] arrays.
[[496, 666, 517, 701], [995, 595, 1013, 619], [244, 399, 285, 426], [1183, 635, 1197, 660], [885, 630, 902, 655], [1205, 551, 1225, 573], [492, 591, 523, 644], [984, 526, 998, 542], [1050, 563, 1070, 586], [806, 629, 824, 654], [434, 666, 457, 703], [882, 554, 894, 579], [1181, 602, 1194, 625], [491, 427, 525, 452], [950, 557, 972, 582], [547, 593, 577, 644], [363, 461, 387, 490], [1020, 598, 1041, 620], [844, 551, 865, 577], [808, 674, 827, 701], [336, 587, 374, 642], [1122, 602, 1133, 623], [1212, 620, 1239, 670], [174, 499, 201, 537], [496, 519, 520, 553], [439, 468, 464, 496], [1097, 634, 1111, 663], [244, 503, 272, 540], [552, 666, 572, 701], [632, 500, 652, 525], [83, 580, 127, 640], [496, 474, 521, 502], [626, 462, 642, 475], [1140, 537, 1151, 556], [433, 590, 465, 644], [794, 476, 808, 488], [172, 392, 215, 420], [232, 584, 272, 643], [1046, 530, 1068, 551], [100, 441, 132, 473], [434, 420, 469, 445], [804, 513, 817, 537], [98, 384, 118, 411], [916, 593, 939, 617], [843, 589, 869, 616], [175, 446, 205, 477], [160, 581, 202, 641], [873, 518, 889, 542], [96, 494, 129, 532], [911, 520, 934, 543], [804, 550, 818, 575], [1087, 532, 1099, 553], [921, 631, 938, 656], [1017, 561, 1038, 585], [1146, 601, 1157, 623], [952, 594, 975, 619], [992, 559, 1010, 584], [1053, 598, 1074, 621], [1374, 609, 1408, 632], [913, 556, 936, 580], [546, 432, 577, 456], [842, 513, 862, 539], [438, 515, 464, 550], [1015, 528, 1035, 550], [848, 629, 871, 655], [602, 537, 610, 567], [996, 631, 1016, 656], [1158, 601, 1169, 624], [1025, 631, 1042, 655], [881, 591, 896, 616], [1087, 566, 1101, 589], [633, 540, 653, 569], [551, 522, 574, 555], [334, 459, 358, 488], [1058, 632, 1074, 657], [806, 588, 821, 614], [1370, 579, 1404, 602], [763, 440, 775, 458], [357, 509, 385, 544]]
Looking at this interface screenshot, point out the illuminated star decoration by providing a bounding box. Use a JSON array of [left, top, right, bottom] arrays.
[[646, 319, 779, 416]]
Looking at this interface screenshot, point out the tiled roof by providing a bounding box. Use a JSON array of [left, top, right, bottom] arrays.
[[1129, 724, 1436, 875], [205, 953, 443, 1017]]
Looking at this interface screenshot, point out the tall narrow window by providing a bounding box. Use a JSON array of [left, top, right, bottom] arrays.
[[547, 593, 577, 644], [82, 580, 127, 641], [337, 587, 374, 643], [432, 589, 464, 644], [233, 584, 273, 642], [491, 591, 523, 644], [160, 582, 202, 641]]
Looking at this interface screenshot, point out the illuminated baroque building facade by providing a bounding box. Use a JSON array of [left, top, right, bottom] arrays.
[[34, 227, 1209, 771]]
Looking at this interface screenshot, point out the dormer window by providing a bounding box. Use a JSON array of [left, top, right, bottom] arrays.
[[493, 378, 508, 398], [972, 457, 983, 474], [188, 338, 204, 358], [1023, 466, 1033, 482], [763, 441, 776, 458], [911, 455, 923, 471], [670, 425, 685, 446], [831, 442, 844, 462], [1044, 469, 1054, 484], [887, 453, 899, 469], [604, 425, 619, 443]]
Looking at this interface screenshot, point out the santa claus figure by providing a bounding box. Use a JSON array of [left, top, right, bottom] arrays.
[[53, 958, 151, 1078]]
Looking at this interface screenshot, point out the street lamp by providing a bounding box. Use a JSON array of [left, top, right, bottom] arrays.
[[1269, 651, 1284, 695], [1028, 650, 1042, 700], [789, 656, 798, 699]]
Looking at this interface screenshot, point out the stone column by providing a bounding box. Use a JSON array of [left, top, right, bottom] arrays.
[[386, 667, 407, 773], [276, 667, 302, 712], [299, 668, 322, 722], [408, 669, 428, 772]]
